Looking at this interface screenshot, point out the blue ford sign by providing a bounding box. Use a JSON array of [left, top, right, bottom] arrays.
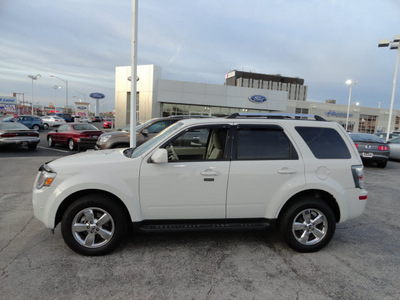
[[90, 93, 105, 99], [249, 95, 267, 103]]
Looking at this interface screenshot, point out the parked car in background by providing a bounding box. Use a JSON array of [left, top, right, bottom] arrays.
[[0, 122, 40, 150], [79, 117, 92, 123], [349, 133, 390, 168], [96, 116, 214, 149], [375, 132, 399, 140], [54, 113, 73, 122], [41, 116, 66, 129], [92, 116, 102, 122], [102, 118, 115, 129], [2, 115, 44, 131], [47, 123, 104, 151], [387, 137, 400, 160]]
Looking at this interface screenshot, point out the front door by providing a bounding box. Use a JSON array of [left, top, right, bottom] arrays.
[[139, 125, 231, 220]]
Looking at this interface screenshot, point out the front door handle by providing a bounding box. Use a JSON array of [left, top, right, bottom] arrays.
[[201, 169, 220, 176], [277, 168, 297, 175]]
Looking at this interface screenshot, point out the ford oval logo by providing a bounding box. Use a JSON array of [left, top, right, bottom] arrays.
[[249, 95, 267, 103], [77, 106, 87, 110], [90, 93, 105, 99]]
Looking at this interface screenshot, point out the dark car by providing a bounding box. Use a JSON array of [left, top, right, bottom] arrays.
[[2, 115, 44, 131], [92, 116, 102, 122], [47, 123, 104, 151], [95, 116, 213, 150], [349, 133, 390, 168], [0, 122, 40, 150], [375, 132, 399, 140], [53, 113, 74, 122]]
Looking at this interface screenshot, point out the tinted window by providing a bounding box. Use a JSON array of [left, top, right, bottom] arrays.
[[146, 120, 173, 134], [296, 127, 351, 159], [236, 127, 298, 160]]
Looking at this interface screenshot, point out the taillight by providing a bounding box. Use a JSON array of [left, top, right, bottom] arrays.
[[1, 133, 16, 137], [28, 132, 39, 137], [378, 145, 389, 151], [351, 165, 364, 189], [354, 143, 358, 149]]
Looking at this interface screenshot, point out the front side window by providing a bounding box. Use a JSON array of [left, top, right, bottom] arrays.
[[164, 126, 229, 162], [236, 126, 298, 160], [296, 126, 351, 159]]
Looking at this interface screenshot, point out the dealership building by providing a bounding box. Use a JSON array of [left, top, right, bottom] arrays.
[[115, 65, 400, 133]]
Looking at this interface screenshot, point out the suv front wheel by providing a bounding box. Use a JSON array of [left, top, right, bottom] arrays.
[[61, 194, 128, 256], [280, 196, 336, 252]]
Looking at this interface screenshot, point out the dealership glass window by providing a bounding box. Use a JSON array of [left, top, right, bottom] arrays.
[[295, 108, 309, 115], [358, 114, 376, 134]]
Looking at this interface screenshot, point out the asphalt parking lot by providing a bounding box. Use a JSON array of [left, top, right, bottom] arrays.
[[1, 129, 399, 300]]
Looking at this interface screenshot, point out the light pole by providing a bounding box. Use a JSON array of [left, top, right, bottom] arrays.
[[379, 35, 400, 142], [53, 85, 61, 103], [345, 79, 358, 131], [50, 75, 68, 113], [28, 74, 41, 114]]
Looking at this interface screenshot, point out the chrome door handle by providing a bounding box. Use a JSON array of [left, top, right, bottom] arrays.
[[277, 168, 297, 174]]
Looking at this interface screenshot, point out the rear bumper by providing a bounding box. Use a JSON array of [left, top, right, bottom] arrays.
[[0, 137, 40, 147]]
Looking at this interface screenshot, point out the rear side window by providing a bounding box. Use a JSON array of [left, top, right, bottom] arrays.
[[236, 127, 298, 160], [296, 127, 351, 159]]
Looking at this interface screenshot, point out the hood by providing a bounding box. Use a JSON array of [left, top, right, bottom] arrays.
[[48, 149, 130, 170]]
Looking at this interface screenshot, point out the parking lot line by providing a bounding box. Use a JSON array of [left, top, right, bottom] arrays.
[[37, 146, 70, 153]]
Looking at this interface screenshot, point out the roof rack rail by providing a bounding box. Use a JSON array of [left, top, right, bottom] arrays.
[[226, 112, 326, 121]]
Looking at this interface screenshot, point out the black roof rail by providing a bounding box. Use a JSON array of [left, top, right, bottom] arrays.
[[226, 112, 326, 121]]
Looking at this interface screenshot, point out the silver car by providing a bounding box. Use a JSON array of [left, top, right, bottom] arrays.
[[388, 137, 400, 160]]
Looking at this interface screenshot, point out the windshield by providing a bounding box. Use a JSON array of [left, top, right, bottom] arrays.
[[124, 122, 183, 158]]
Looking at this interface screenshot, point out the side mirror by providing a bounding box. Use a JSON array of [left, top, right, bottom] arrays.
[[151, 148, 168, 164], [142, 128, 149, 137]]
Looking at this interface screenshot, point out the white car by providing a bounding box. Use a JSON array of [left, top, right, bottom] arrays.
[[79, 117, 92, 123], [32, 113, 368, 255], [41, 116, 66, 129]]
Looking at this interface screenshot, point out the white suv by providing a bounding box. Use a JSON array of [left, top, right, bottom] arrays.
[[32, 113, 368, 255]]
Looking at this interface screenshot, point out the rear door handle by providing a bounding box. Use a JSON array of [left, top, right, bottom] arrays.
[[277, 168, 297, 174]]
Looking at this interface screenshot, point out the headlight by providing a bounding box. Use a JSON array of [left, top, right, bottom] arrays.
[[36, 164, 57, 189], [99, 134, 112, 143]]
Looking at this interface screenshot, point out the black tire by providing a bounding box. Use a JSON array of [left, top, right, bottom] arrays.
[[280, 196, 336, 253], [68, 139, 76, 151], [377, 160, 387, 168], [27, 143, 37, 150], [61, 194, 128, 256], [43, 123, 49, 130], [48, 136, 55, 147], [33, 124, 40, 131]]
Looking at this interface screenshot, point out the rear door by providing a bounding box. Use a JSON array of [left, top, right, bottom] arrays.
[[226, 124, 305, 218]]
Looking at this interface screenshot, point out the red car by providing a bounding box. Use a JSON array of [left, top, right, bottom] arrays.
[[103, 118, 115, 129], [47, 123, 104, 151]]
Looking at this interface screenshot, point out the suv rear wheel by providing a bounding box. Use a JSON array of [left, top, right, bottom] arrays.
[[280, 196, 336, 252], [61, 194, 128, 256]]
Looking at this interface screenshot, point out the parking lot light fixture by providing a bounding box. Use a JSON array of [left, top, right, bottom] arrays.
[[379, 35, 400, 142], [345, 79, 358, 131], [28, 74, 41, 113], [50, 75, 69, 113]]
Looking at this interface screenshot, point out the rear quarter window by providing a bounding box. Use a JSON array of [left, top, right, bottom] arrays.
[[296, 126, 351, 159]]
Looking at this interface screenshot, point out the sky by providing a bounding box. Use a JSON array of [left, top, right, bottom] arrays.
[[1, 0, 400, 113]]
